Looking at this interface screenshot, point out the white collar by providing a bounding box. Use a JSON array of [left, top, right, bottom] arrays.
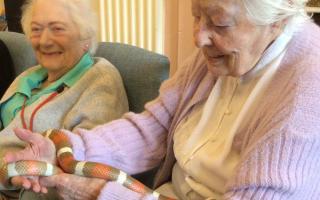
[[241, 28, 293, 81]]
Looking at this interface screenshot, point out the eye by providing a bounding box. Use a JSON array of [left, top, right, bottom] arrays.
[[31, 27, 42, 36], [193, 15, 201, 22], [192, 12, 201, 22], [215, 24, 232, 29], [51, 26, 66, 34], [53, 27, 64, 31], [211, 18, 234, 29], [31, 27, 41, 32]]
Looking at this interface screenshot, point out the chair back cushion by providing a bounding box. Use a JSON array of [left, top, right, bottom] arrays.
[[0, 31, 37, 75], [95, 42, 169, 112]]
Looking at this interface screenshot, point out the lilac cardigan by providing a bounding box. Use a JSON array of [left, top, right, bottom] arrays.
[[64, 21, 320, 199]]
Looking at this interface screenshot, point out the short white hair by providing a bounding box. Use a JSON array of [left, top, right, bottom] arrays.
[[21, 0, 98, 54], [242, 0, 310, 32]]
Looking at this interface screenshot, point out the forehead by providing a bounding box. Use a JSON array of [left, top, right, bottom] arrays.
[[191, 0, 242, 16], [32, 0, 72, 24]]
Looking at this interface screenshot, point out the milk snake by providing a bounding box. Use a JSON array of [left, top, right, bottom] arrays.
[[0, 129, 175, 200]]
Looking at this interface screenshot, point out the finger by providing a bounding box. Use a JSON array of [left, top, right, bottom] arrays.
[[13, 128, 43, 144], [40, 186, 48, 194], [4, 151, 26, 163], [30, 178, 41, 193], [10, 176, 31, 189]]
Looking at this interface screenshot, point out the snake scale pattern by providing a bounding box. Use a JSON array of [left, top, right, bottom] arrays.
[[0, 129, 175, 200]]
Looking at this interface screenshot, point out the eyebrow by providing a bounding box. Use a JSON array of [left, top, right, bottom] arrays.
[[207, 5, 232, 17], [191, 4, 200, 16], [31, 21, 68, 26], [206, 4, 237, 24]]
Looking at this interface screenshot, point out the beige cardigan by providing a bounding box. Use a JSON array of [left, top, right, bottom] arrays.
[[0, 57, 128, 157]]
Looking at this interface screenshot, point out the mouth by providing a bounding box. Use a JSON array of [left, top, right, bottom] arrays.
[[207, 55, 224, 59], [40, 51, 63, 56], [205, 53, 225, 64], [203, 50, 225, 59]]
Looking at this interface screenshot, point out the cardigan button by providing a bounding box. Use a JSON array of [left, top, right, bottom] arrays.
[[225, 109, 232, 115]]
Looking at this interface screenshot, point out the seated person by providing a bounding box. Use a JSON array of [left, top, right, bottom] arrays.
[[0, 0, 128, 199]]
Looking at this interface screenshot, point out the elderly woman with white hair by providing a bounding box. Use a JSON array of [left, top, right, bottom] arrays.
[[4, 0, 320, 199], [0, 0, 128, 199]]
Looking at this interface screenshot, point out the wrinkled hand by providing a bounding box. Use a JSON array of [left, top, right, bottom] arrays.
[[3, 128, 57, 193], [40, 173, 106, 200]]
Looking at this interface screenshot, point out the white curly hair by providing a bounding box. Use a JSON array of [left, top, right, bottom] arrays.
[[21, 0, 98, 54], [242, 0, 310, 32]]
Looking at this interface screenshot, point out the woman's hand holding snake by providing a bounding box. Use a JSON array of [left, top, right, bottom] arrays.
[[3, 128, 57, 193], [3, 128, 106, 200], [40, 173, 106, 200], [1, 128, 175, 200]]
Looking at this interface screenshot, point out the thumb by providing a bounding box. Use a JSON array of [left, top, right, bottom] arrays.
[[13, 128, 43, 144], [4, 128, 46, 163]]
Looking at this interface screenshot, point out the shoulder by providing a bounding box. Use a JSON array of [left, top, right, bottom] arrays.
[[283, 21, 320, 71], [254, 43, 320, 140], [75, 57, 124, 89], [86, 57, 122, 78], [14, 65, 42, 80], [278, 21, 320, 91], [0, 65, 41, 101], [246, 23, 320, 138]]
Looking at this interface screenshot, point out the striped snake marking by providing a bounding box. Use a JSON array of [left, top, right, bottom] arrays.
[[0, 129, 176, 200]]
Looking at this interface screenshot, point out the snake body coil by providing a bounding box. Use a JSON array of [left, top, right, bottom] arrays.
[[0, 129, 175, 200]]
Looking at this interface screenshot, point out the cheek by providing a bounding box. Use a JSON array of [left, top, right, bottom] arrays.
[[64, 39, 83, 53], [213, 33, 236, 55], [31, 39, 39, 49]]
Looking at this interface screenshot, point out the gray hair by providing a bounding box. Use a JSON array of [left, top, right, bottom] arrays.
[[21, 0, 98, 54], [242, 0, 310, 32]]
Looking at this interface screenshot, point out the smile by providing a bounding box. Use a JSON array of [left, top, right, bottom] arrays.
[[203, 50, 225, 60], [206, 54, 224, 62], [208, 55, 224, 59], [41, 52, 63, 56]]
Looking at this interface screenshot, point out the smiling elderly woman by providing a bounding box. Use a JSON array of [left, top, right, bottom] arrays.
[[0, 0, 128, 199], [4, 0, 320, 199]]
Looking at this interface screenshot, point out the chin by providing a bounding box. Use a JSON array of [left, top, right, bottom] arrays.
[[40, 63, 60, 70], [206, 63, 230, 76]]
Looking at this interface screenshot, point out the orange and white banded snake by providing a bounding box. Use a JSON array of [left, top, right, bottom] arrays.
[[0, 129, 175, 200]]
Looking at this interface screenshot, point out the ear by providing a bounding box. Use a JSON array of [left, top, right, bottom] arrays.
[[270, 18, 287, 37], [83, 43, 90, 52], [271, 18, 288, 32], [81, 38, 91, 52]]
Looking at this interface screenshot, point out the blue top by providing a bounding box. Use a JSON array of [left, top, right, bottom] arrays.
[[0, 52, 93, 128]]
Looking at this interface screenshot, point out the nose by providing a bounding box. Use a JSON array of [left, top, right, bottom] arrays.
[[39, 28, 53, 46], [193, 18, 212, 48]]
